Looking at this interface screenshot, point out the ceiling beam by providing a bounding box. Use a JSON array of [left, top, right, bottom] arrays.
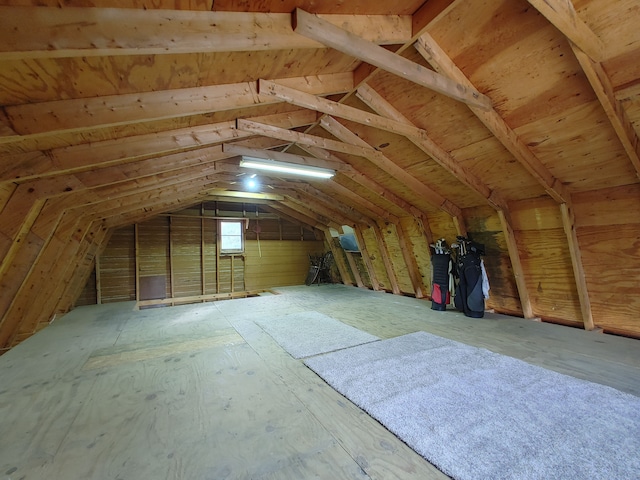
[[1, 110, 317, 183], [205, 189, 285, 202], [278, 184, 373, 227], [236, 117, 460, 217], [415, 33, 571, 204], [0, 7, 411, 60], [4, 74, 354, 137], [316, 181, 400, 224], [319, 116, 462, 218], [525, 0, 606, 62], [570, 45, 640, 179], [292, 8, 491, 110], [300, 144, 434, 224], [355, 83, 507, 210], [258, 79, 431, 140]]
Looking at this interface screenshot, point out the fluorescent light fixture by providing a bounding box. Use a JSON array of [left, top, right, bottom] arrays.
[[240, 156, 335, 179]]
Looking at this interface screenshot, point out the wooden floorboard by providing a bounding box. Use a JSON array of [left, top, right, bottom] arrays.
[[1, 285, 639, 479]]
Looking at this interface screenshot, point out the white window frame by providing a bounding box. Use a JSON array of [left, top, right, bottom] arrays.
[[219, 220, 245, 254]]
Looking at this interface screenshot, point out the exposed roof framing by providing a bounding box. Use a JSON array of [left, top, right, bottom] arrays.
[[0, 7, 411, 60], [292, 8, 492, 110], [1, 0, 640, 348]]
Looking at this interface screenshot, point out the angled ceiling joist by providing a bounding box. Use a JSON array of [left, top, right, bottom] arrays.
[[525, 0, 606, 62], [299, 144, 437, 233], [292, 8, 491, 110], [570, 46, 640, 179], [355, 83, 507, 210], [316, 181, 400, 224], [3, 74, 354, 137], [274, 183, 373, 227], [0, 7, 411, 60], [1, 110, 316, 182], [415, 33, 571, 204], [236, 115, 462, 217], [319, 116, 463, 219], [258, 79, 433, 140]]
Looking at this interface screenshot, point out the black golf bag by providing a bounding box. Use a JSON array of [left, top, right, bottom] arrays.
[[430, 239, 451, 311], [453, 236, 486, 318]]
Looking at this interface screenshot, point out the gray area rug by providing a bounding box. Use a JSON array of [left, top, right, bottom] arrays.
[[255, 311, 379, 358], [304, 331, 640, 480]]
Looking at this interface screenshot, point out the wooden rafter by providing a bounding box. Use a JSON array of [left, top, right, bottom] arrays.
[[0, 7, 411, 60], [237, 115, 461, 217], [300, 187, 373, 227], [355, 83, 506, 210], [273, 187, 362, 228], [3, 74, 354, 137], [371, 222, 401, 295], [318, 180, 400, 224], [353, 226, 381, 291], [299, 144, 433, 226], [525, 0, 606, 62], [258, 79, 432, 140], [571, 45, 640, 179], [292, 9, 491, 110], [415, 33, 571, 204], [1, 110, 316, 182], [559, 203, 595, 331], [497, 210, 535, 319], [319, 116, 462, 218]]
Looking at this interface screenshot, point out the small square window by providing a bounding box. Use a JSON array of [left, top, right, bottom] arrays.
[[220, 220, 244, 253]]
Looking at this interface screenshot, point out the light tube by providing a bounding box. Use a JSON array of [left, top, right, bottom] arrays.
[[240, 157, 335, 179]]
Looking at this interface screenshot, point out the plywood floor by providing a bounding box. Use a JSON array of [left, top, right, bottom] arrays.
[[1, 284, 639, 479]]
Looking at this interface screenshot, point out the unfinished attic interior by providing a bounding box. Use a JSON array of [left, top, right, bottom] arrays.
[[1, 0, 640, 478]]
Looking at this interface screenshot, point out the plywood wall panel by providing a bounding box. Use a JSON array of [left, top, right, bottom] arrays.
[[76, 267, 97, 306], [99, 225, 135, 303], [138, 217, 170, 298], [573, 185, 640, 336], [244, 240, 324, 290], [516, 102, 635, 192], [171, 216, 203, 297], [427, 211, 458, 241], [510, 197, 563, 231], [377, 222, 414, 295], [516, 229, 582, 322], [577, 224, 640, 335]]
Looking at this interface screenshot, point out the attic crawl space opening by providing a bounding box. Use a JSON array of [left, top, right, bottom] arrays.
[[0, 0, 640, 351]]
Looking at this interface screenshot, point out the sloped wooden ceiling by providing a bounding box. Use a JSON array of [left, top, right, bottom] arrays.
[[0, 0, 639, 350]]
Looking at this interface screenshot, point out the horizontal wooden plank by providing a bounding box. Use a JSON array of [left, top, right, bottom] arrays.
[[573, 184, 640, 227], [6, 74, 354, 136], [0, 7, 411, 60]]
